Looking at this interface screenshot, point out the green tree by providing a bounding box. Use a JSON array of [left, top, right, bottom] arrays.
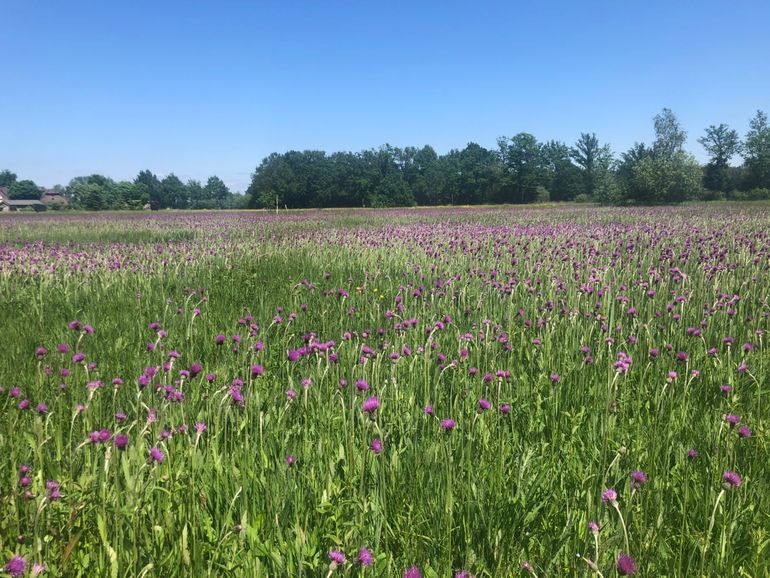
[[698, 123, 741, 192], [8, 179, 41, 200], [0, 169, 17, 188], [135, 170, 162, 208], [653, 107, 687, 158], [497, 133, 544, 203], [205, 176, 231, 209], [160, 174, 188, 209], [743, 110, 770, 189], [541, 140, 582, 201], [571, 133, 613, 198]]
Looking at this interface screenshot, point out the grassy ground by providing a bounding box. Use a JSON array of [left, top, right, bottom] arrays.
[[0, 205, 768, 577]]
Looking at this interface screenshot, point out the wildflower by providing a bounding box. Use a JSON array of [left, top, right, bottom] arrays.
[[722, 470, 742, 488], [35, 347, 47, 358], [440, 418, 456, 431], [616, 553, 637, 575], [687, 449, 699, 459], [31, 562, 46, 576], [738, 426, 752, 438], [19, 476, 31, 487], [630, 470, 647, 489], [423, 405, 434, 415], [355, 379, 370, 391], [724, 414, 740, 426], [499, 404, 511, 414], [285, 455, 295, 466], [404, 566, 422, 578], [35, 403, 48, 414], [478, 398, 491, 412], [549, 373, 561, 383], [194, 422, 207, 433], [250, 364, 264, 377], [588, 521, 599, 535], [148, 447, 164, 464], [370, 438, 383, 454], [601, 488, 617, 503], [4, 556, 26, 578], [46, 480, 61, 501], [357, 548, 373, 567], [57, 343, 69, 353], [114, 434, 129, 450], [362, 396, 380, 414], [328, 550, 346, 566]]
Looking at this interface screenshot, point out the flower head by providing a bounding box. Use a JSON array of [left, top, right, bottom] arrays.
[[357, 547, 373, 567], [440, 418, 456, 431], [362, 396, 380, 414], [630, 470, 648, 489], [370, 438, 383, 454], [601, 488, 617, 503], [723, 470, 742, 488], [4, 556, 26, 578], [404, 565, 422, 578], [328, 550, 346, 565], [616, 553, 637, 575], [148, 447, 164, 464]]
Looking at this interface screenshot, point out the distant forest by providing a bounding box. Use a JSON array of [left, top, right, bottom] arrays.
[[2, 108, 769, 210]]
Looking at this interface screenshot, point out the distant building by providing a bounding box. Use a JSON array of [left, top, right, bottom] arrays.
[[40, 189, 69, 208], [0, 187, 46, 212]]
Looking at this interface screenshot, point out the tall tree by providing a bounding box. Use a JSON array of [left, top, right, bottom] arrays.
[[743, 110, 770, 189], [497, 133, 544, 203], [698, 123, 741, 192], [571, 133, 613, 198], [0, 169, 17, 188], [135, 170, 161, 208], [8, 180, 41, 200], [541, 140, 582, 201], [653, 108, 687, 158], [205, 176, 231, 208]]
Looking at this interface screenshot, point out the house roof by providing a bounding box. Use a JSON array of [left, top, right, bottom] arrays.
[[0, 199, 45, 206]]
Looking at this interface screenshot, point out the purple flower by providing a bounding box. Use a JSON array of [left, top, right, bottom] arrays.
[[285, 455, 295, 466], [355, 379, 370, 391], [738, 426, 752, 438], [370, 438, 383, 454], [687, 448, 699, 459], [454, 571, 473, 578], [588, 521, 599, 535], [194, 422, 207, 433], [404, 566, 422, 578], [601, 488, 617, 503], [4, 556, 26, 578], [250, 364, 264, 377], [114, 434, 129, 450], [616, 553, 637, 575], [362, 396, 380, 414], [478, 398, 491, 412], [549, 373, 561, 383], [723, 470, 742, 488], [423, 405, 434, 415], [440, 418, 456, 431], [148, 447, 164, 464], [46, 480, 61, 501], [630, 470, 648, 488], [724, 414, 740, 425], [357, 547, 373, 567], [328, 550, 346, 565]]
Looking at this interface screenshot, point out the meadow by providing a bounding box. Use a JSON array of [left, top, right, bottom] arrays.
[[0, 205, 768, 577]]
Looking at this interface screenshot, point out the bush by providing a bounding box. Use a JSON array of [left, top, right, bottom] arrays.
[[535, 186, 550, 203], [732, 188, 770, 201]]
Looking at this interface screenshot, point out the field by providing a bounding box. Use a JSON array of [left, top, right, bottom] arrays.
[[0, 205, 768, 577]]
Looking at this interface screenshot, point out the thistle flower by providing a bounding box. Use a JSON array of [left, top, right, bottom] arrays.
[[362, 396, 380, 414], [440, 418, 456, 431], [687, 448, 699, 459], [722, 470, 741, 488], [370, 438, 383, 454], [328, 550, 346, 565], [4, 556, 26, 578], [601, 488, 617, 503], [357, 547, 373, 567], [738, 426, 752, 438], [478, 398, 491, 412], [630, 470, 648, 489], [404, 566, 422, 578], [616, 553, 637, 575], [148, 447, 164, 464], [114, 434, 129, 450]]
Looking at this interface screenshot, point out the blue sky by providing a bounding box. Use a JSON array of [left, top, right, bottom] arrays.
[[2, 0, 769, 192]]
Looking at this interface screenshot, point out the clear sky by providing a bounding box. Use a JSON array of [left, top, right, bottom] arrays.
[[2, 0, 769, 192]]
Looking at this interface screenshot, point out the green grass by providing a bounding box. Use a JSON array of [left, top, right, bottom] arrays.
[[0, 205, 768, 577]]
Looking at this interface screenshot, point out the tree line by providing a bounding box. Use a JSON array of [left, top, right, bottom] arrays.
[[0, 170, 246, 210], [3, 108, 769, 210], [246, 109, 770, 207]]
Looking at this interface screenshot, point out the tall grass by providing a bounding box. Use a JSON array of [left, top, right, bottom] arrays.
[[0, 205, 768, 577]]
